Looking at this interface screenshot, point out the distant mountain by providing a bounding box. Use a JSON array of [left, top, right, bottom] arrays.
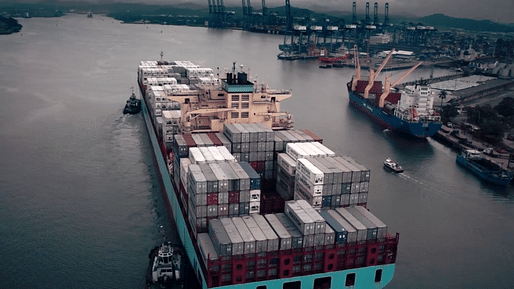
[[418, 14, 514, 32]]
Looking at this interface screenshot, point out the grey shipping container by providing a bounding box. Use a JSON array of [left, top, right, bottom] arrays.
[[335, 207, 367, 242], [208, 219, 232, 256], [284, 200, 315, 235], [232, 217, 256, 254], [345, 206, 378, 240], [228, 162, 250, 191], [354, 206, 388, 240], [219, 217, 244, 255], [264, 214, 292, 250], [223, 123, 242, 143], [274, 213, 304, 249], [319, 210, 350, 244], [242, 215, 268, 253], [326, 157, 352, 184], [252, 214, 280, 252], [198, 164, 219, 193], [198, 233, 219, 264], [239, 162, 261, 190]]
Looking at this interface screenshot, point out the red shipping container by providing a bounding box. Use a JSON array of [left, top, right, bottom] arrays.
[[182, 133, 197, 147], [228, 191, 239, 203], [207, 132, 223, 146], [300, 129, 323, 143], [207, 193, 218, 205], [249, 161, 259, 171]]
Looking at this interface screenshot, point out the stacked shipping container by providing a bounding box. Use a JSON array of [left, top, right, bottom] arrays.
[[165, 123, 395, 287]]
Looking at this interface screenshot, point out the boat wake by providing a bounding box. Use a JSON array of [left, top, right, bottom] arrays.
[[396, 172, 424, 185]]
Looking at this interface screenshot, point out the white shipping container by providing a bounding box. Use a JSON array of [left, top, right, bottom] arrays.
[[189, 147, 206, 164], [296, 158, 324, 185], [310, 141, 336, 156], [208, 146, 225, 163], [217, 146, 236, 162], [277, 153, 297, 176], [180, 158, 192, 188], [250, 190, 261, 202], [296, 170, 323, 196], [286, 143, 310, 161], [249, 201, 260, 214]]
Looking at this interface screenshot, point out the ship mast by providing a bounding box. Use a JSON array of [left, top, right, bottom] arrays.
[[351, 44, 361, 91]]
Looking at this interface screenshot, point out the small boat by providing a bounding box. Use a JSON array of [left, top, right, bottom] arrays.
[[319, 64, 332, 69], [384, 158, 404, 173], [123, 87, 141, 114], [456, 149, 513, 186], [146, 242, 183, 288]]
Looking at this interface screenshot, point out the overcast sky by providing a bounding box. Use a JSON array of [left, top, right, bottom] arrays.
[[13, 0, 514, 23]]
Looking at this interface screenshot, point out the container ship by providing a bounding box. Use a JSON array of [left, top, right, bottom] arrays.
[[137, 57, 399, 289], [346, 46, 442, 138]]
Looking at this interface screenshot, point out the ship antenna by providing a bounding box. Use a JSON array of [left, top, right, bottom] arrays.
[[232, 62, 236, 74], [160, 50, 163, 62]]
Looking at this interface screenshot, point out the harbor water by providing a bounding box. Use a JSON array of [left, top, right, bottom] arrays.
[[1, 14, 513, 288]]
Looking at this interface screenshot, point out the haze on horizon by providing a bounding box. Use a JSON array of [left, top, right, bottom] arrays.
[[7, 0, 514, 23]]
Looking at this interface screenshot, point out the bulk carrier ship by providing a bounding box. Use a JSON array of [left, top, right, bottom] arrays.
[[137, 56, 399, 289], [346, 46, 442, 138]]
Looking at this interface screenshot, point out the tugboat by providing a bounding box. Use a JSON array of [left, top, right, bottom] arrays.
[[456, 149, 513, 186], [123, 87, 141, 114], [146, 242, 183, 288], [384, 158, 404, 173]]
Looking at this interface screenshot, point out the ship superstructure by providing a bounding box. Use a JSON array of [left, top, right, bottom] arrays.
[[346, 46, 442, 138], [138, 59, 399, 289]]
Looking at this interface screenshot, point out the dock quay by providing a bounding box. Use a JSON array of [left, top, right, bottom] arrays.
[[432, 125, 514, 173], [332, 59, 459, 72], [449, 79, 514, 104]]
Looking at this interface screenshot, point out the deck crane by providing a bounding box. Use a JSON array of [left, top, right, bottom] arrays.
[[351, 44, 361, 91], [364, 48, 394, 99], [378, 61, 423, 108]]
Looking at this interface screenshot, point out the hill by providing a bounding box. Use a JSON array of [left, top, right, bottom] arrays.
[[418, 14, 514, 32]]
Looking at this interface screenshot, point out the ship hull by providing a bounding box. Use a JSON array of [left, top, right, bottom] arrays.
[[139, 88, 397, 289], [348, 90, 442, 138], [456, 154, 512, 186]]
